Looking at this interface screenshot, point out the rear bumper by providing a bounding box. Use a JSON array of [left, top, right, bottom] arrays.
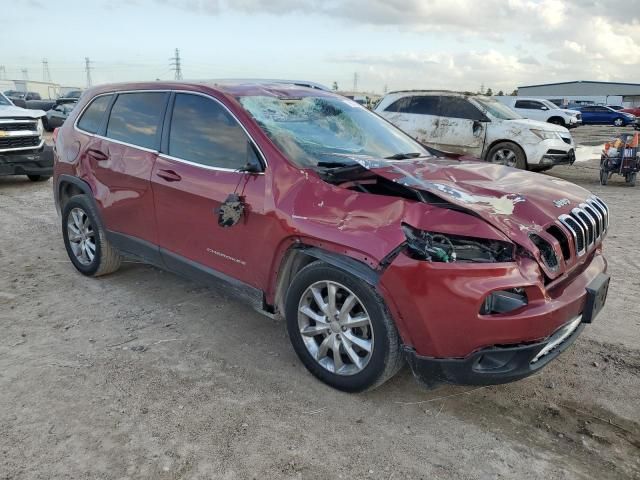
[[404, 318, 585, 386], [0, 145, 53, 176]]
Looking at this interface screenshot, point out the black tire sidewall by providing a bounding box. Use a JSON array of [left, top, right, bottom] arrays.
[[285, 263, 394, 392], [62, 196, 103, 276], [487, 142, 527, 169]]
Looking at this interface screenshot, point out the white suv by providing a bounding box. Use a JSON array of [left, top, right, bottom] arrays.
[[375, 91, 575, 171], [497, 97, 582, 128]]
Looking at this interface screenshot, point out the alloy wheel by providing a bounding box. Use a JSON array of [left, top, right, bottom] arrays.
[[67, 207, 96, 265], [297, 280, 374, 375], [491, 148, 517, 167]]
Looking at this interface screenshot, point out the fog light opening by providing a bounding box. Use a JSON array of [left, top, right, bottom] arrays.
[[480, 288, 528, 315]]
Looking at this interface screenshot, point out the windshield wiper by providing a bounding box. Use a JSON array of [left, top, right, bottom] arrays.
[[385, 152, 424, 160]]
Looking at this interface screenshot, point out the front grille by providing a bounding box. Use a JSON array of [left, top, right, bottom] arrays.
[[0, 136, 41, 149], [530, 233, 559, 271], [0, 121, 37, 132], [557, 196, 609, 257]]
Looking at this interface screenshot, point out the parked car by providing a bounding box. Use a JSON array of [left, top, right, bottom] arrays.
[[4, 90, 42, 101], [53, 82, 610, 392], [42, 102, 76, 131], [497, 97, 581, 128], [0, 92, 51, 181], [576, 105, 635, 126], [606, 105, 624, 111], [375, 91, 575, 171], [622, 106, 640, 117]]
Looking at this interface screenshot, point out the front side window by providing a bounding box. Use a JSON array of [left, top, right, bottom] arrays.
[[168, 93, 249, 169], [77, 94, 113, 133], [106, 92, 166, 149], [239, 94, 430, 168], [440, 97, 485, 120]]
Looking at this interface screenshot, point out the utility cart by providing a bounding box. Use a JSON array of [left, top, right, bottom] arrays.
[[600, 133, 639, 186]]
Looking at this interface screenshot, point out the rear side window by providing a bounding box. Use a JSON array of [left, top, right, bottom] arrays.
[[515, 100, 542, 109], [384, 97, 412, 113], [77, 95, 112, 133], [106, 92, 167, 149], [440, 97, 484, 120], [168, 93, 248, 169], [409, 96, 440, 115]]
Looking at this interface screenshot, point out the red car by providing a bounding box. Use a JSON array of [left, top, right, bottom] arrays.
[[53, 81, 610, 392], [622, 106, 640, 117]]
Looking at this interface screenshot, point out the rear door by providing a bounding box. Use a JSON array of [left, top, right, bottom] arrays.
[[434, 96, 487, 156], [89, 91, 168, 245], [151, 92, 271, 289], [379, 95, 442, 147]]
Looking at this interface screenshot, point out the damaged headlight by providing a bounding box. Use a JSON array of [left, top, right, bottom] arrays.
[[402, 224, 515, 263], [530, 129, 561, 141]]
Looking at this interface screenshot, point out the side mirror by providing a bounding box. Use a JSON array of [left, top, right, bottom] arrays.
[[239, 141, 263, 174], [541, 106, 548, 111]]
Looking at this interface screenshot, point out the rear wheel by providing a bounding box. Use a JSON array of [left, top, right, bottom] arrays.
[[27, 175, 50, 182], [613, 117, 624, 127], [600, 169, 609, 185], [62, 195, 121, 277], [285, 262, 403, 392], [626, 172, 637, 187], [486, 142, 527, 169]]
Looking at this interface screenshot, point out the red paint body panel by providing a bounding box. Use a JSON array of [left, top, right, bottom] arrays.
[[53, 81, 610, 363]]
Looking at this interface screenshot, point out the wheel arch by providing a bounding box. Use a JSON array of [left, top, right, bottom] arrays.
[[547, 116, 565, 126], [55, 175, 105, 230], [270, 244, 381, 318]]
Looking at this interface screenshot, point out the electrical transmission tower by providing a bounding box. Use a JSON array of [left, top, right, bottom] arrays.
[[353, 72, 358, 92], [170, 48, 183, 80], [42, 58, 52, 83], [21, 69, 29, 81], [0, 66, 6, 80], [85, 57, 93, 87]]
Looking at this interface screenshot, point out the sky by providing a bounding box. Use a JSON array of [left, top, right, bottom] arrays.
[[3, 0, 640, 93]]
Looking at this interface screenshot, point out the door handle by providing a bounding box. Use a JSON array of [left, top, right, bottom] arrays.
[[156, 169, 182, 182], [86, 148, 108, 161]]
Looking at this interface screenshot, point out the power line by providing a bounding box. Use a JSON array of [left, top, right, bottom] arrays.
[[169, 48, 183, 80], [353, 72, 358, 92], [85, 57, 93, 87], [42, 58, 52, 83]]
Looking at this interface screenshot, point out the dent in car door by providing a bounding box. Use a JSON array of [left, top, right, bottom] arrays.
[[379, 96, 441, 148], [151, 92, 272, 289], [434, 96, 486, 156]]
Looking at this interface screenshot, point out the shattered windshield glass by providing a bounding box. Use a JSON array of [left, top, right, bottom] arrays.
[[474, 97, 522, 120], [238, 95, 431, 168]]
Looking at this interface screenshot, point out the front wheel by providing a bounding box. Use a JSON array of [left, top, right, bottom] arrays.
[[627, 172, 637, 187], [600, 169, 609, 185], [486, 142, 527, 169], [27, 174, 50, 182], [285, 262, 404, 392]]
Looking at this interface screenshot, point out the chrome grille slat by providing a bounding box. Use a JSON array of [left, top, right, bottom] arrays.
[[556, 196, 608, 260]]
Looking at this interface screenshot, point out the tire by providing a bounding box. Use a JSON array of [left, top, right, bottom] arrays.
[[530, 165, 553, 173], [61, 195, 121, 277], [627, 172, 637, 187], [42, 117, 53, 132], [285, 262, 404, 392], [548, 117, 565, 127], [27, 175, 51, 182], [486, 142, 527, 169], [613, 118, 624, 127], [600, 169, 608, 185]]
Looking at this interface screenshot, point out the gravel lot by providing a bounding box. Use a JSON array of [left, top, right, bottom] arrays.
[[1, 127, 639, 479]]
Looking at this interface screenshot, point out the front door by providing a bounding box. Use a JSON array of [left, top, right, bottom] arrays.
[[151, 92, 271, 289], [434, 96, 487, 156]]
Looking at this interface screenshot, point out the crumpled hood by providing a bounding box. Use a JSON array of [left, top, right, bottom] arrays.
[[0, 104, 45, 119], [505, 117, 569, 134], [351, 156, 592, 247]]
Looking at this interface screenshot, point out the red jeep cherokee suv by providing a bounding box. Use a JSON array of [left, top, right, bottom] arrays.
[[53, 81, 610, 392]]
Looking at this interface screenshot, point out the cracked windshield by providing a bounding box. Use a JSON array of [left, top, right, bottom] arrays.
[[239, 95, 430, 168]]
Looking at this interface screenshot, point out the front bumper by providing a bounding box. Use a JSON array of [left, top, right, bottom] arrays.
[[404, 317, 585, 386], [540, 147, 575, 166], [525, 137, 575, 166], [0, 145, 53, 176]]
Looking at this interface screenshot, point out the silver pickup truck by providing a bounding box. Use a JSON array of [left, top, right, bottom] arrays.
[[0, 92, 52, 181]]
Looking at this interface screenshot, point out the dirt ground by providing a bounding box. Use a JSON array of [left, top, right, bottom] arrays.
[[1, 129, 639, 479]]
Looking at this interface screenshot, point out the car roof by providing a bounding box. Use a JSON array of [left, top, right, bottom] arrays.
[[83, 79, 333, 100]]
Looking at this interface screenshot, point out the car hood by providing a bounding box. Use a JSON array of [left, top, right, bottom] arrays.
[[350, 156, 592, 247], [0, 104, 45, 118], [503, 117, 569, 134]]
